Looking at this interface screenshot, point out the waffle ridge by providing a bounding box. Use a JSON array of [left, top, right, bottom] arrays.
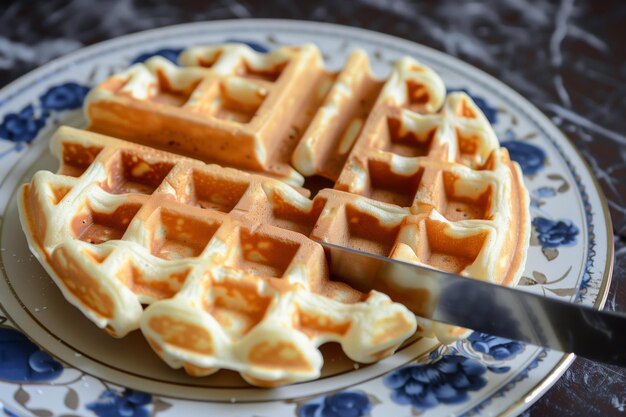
[[19, 43, 530, 387]]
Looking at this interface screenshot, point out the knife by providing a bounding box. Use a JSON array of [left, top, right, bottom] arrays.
[[320, 241, 625, 366]]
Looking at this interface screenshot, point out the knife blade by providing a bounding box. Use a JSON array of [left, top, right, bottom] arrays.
[[320, 241, 625, 366]]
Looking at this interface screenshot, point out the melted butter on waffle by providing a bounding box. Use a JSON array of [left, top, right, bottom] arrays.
[[19, 43, 530, 387]]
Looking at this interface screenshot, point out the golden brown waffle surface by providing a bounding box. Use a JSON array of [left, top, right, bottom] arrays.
[[19, 43, 530, 387]]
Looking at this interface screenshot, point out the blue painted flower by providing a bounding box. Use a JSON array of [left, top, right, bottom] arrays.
[[501, 134, 546, 176], [225, 38, 269, 53], [384, 355, 487, 410], [467, 332, 523, 361], [86, 389, 152, 417], [299, 391, 372, 417], [0, 105, 47, 143], [39, 82, 90, 111], [532, 186, 557, 198], [130, 48, 184, 65], [532, 217, 579, 248], [0, 327, 62, 382], [447, 88, 498, 124]]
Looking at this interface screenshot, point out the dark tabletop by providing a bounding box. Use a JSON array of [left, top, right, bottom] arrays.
[[1, 1, 625, 416]]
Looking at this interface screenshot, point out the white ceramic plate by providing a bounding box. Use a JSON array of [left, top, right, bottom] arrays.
[[0, 19, 613, 417]]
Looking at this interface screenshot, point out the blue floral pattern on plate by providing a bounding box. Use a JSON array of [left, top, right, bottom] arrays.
[[467, 332, 524, 361], [0, 327, 62, 382], [39, 82, 90, 111], [299, 391, 372, 417], [533, 217, 579, 248], [0, 82, 90, 158], [501, 136, 546, 176], [0, 105, 47, 145], [86, 389, 152, 417], [384, 355, 487, 410]]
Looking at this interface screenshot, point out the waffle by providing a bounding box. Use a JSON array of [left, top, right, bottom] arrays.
[[85, 44, 330, 186], [19, 127, 418, 386], [20, 43, 530, 386]]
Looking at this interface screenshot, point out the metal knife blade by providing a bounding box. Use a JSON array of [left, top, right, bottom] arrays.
[[320, 241, 626, 366]]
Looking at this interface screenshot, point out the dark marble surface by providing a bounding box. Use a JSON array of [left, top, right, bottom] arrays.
[[1, 0, 624, 415]]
